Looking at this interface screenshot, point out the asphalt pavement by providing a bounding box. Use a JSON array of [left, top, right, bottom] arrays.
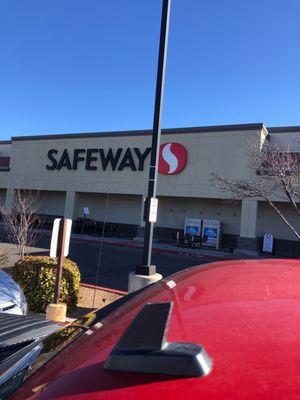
[[35, 234, 223, 291]]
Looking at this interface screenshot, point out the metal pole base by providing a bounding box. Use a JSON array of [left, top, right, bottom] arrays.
[[128, 271, 162, 293], [135, 264, 157, 276]]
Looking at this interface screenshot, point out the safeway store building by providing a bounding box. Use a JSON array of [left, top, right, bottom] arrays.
[[0, 123, 299, 256]]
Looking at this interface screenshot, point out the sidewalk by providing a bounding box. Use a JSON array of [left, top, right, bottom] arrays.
[[40, 230, 240, 259], [0, 242, 48, 272], [0, 224, 257, 260]]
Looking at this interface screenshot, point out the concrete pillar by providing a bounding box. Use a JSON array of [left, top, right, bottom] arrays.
[[64, 191, 76, 219], [235, 199, 260, 256], [5, 188, 14, 209], [240, 199, 258, 237]]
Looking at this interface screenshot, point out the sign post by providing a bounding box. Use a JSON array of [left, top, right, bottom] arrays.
[[136, 0, 171, 277], [49, 218, 72, 303], [47, 218, 72, 322], [54, 219, 68, 303], [81, 207, 89, 235]]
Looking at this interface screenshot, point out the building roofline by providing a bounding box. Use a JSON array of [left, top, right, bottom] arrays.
[[268, 126, 300, 133], [11, 123, 265, 142], [0, 140, 12, 145]]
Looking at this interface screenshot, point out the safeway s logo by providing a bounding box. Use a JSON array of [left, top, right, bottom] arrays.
[[158, 143, 187, 175]]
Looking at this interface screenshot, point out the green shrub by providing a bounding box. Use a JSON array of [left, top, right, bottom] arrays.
[[12, 256, 81, 313]]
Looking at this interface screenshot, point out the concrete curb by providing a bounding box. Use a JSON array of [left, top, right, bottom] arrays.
[[39, 230, 230, 260], [74, 237, 207, 258], [80, 282, 127, 295], [71, 236, 232, 259]]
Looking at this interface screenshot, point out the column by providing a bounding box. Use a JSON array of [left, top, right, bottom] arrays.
[[240, 198, 258, 238], [235, 199, 259, 255], [64, 191, 76, 219], [5, 188, 14, 210]]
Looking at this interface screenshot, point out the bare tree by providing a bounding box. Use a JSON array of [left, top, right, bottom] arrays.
[[0, 189, 43, 258], [212, 139, 300, 240]]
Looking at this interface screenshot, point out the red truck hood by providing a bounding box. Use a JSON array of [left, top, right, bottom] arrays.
[[14, 259, 300, 400]]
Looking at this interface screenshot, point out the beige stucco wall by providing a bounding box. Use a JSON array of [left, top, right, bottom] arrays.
[[16, 190, 65, 216], [257, 201, 300, 241], [74, 193, 141, 225], [0, 174, 9, 191], [3, 126, 300, 243], [37, 191, 65, 216], [9, 189, 242, 234], [157, 129, 267, 198], [269, 131, 300, 151], [3, 127, 266, 199], [0, 143, 12, 189], [156, 196, 241, 235], [0, 143, 11, 157], [0, 188, 6, 205]]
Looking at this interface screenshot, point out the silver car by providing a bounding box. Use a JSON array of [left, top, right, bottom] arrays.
[[0, 269, 27, 315]]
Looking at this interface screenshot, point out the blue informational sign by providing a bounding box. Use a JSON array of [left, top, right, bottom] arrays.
[[186, 225, 201, 235], [202, 219, 221, 248], [184, 218, 202, 236], [203, 227, 217, 238]]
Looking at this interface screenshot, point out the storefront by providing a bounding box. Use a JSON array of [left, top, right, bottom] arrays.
[[0, 123, 299, 256]]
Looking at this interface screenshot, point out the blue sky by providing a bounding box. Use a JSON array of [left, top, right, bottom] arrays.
[[1, 0, 299, 140]]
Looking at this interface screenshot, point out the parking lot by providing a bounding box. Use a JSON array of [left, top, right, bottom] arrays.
[[33, 234, 222, 291]]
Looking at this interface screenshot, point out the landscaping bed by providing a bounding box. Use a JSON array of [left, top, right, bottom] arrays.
[[67, 283, 126, 319]]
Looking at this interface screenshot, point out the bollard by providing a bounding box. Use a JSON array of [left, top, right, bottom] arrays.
[[46, 303, 67, 323]]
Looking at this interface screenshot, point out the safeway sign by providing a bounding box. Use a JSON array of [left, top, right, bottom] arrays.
[[46, 143, 188, 175], [158, 143, 187, 175]]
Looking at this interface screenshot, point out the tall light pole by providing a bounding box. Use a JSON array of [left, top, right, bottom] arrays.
[[135, 0, 171, 276]]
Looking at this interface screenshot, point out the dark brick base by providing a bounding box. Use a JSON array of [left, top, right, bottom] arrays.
[[155, 227, 183, 243], [72, 218, 138, 239], [234, 237, 261, 256], [237, 236, 261, 251], [272, 238, 300, 258], [50, 216, 300, 258]]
